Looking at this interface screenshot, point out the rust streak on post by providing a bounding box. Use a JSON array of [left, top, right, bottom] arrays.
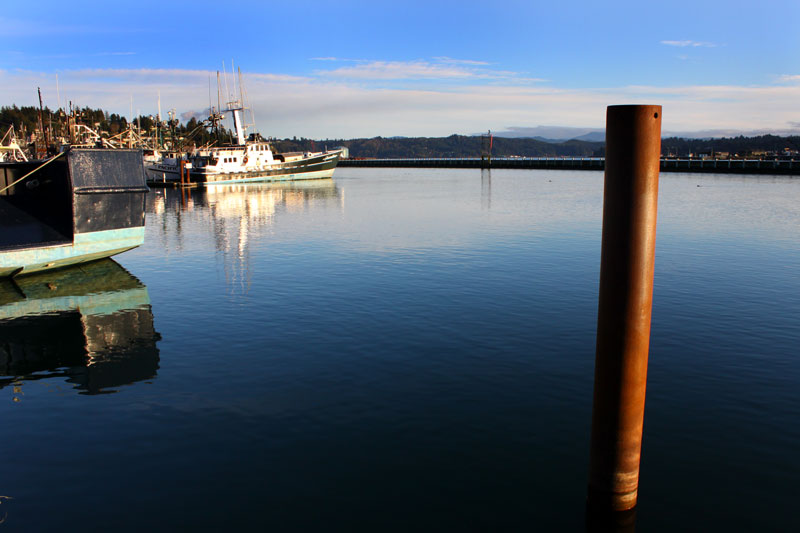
[[588, 105, 662, 512]]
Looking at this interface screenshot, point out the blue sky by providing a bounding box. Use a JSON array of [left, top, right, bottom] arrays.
[[1, 0, 799, 138]]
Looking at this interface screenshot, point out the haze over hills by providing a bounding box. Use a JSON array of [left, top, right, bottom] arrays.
[[478, 126, 605, 142], [482, 125, 800, 142]]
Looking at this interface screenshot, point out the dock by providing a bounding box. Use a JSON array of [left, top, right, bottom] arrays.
[[339, 157, 800, 175]]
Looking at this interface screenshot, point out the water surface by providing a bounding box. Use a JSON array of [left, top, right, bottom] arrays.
[[2, 169, 799, 530]]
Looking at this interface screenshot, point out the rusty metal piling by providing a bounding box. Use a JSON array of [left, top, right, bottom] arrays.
[[588, 105, 662, 512]]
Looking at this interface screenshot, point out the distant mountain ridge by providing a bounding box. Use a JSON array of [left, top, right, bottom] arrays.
[[275, 134, 604, 159], [275, 133, 800, 159], [477, 126, 605, 142], [483, 125, 800, 142]]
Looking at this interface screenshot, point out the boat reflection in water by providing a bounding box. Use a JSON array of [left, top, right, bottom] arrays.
[[150, 178, 342, 216], [149, 180, 342, 290], [0, 259, 160, 397]]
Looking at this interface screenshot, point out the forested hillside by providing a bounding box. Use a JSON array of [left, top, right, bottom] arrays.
[[4, 103, 798, 158], [273, 134, 604, 158]]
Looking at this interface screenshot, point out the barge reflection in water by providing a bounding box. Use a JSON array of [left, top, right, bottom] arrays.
[[0, 259, 160, 396]]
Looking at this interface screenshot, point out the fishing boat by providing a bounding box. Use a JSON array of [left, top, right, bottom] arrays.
[[143, 150, 184, 183], [144, 86, 341, 185], [186, 143, 341, 185], [0, 148, 148, 277], [0, 126, 28, 163]]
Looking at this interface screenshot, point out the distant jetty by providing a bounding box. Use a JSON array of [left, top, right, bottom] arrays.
[[339, 156, 799, 175]]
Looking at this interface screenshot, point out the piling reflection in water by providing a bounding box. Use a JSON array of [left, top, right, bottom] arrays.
[[586, 506, 637, 533], [0, 259, 160, 396], [481, 168, 492, 210]]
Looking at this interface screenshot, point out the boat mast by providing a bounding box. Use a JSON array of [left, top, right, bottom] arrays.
[[37, 87, 49, 155], [229, 107, 246, 146], [220, 61, 246, 146], [217, 72, 223, 141], [157, 91, 162, 149], [226, 63, 246, 146]]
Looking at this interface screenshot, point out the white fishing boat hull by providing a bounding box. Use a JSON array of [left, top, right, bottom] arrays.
[[145, 147, 341, 186]]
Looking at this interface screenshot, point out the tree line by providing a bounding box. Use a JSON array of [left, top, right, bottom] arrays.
[[3, 103, 798, 157], [660, 135, 800, 157], [274, 134, 605, 158], [0, 105, 227, 146], [275, 133, 800, 159], [0, 105, 132, 135]]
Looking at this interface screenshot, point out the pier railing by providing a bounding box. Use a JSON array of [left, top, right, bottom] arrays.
[[338, 156, 799, 174]]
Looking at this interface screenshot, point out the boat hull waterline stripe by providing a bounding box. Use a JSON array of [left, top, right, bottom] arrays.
[[204, 168, 336, 185], [0, 227, 145, 277]]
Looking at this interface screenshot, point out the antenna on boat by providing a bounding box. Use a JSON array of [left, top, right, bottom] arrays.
[[136, 108, 141, 146], [217, 71, 223, 140], [231, 59, 236, 100], [234, 68, 257, 136], [156, 91, 163, 151], [237, 67, 256, 136], [243, 78, 257, 135], [37, 87, 48, 155], [128, 95, 135, 148], [222, 61, 231, 106], [238, 67, 244, 114]]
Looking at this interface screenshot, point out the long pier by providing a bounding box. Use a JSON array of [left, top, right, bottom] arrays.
[[339, 157, 799, 175]]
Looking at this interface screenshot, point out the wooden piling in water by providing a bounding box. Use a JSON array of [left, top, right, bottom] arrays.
[[588, 105, 662, 512]]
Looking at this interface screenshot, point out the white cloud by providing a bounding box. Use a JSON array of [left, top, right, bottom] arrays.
[[2, 67, 798, 139], [433, 57, 491, 66], [778, 74, 800, 83], [315, 58, 533, 83], [317, 60, 483, 80], [661, 40, 718, 48]]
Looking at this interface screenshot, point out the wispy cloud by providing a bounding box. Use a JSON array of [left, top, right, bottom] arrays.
[[315, 58, 539, 83], [433, 57, 491, 66], [55, 68, 306, 85], [661, 40, 718, 48], [318, 60, 481, 80], [2, 67, 799, 139], [778, 74, 800, 83]]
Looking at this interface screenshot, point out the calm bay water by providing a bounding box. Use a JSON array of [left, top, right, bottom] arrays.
[[2, 168, 799, 531]]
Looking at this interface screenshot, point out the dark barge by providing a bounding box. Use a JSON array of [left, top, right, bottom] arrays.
[[0, 149, 148, 277]]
